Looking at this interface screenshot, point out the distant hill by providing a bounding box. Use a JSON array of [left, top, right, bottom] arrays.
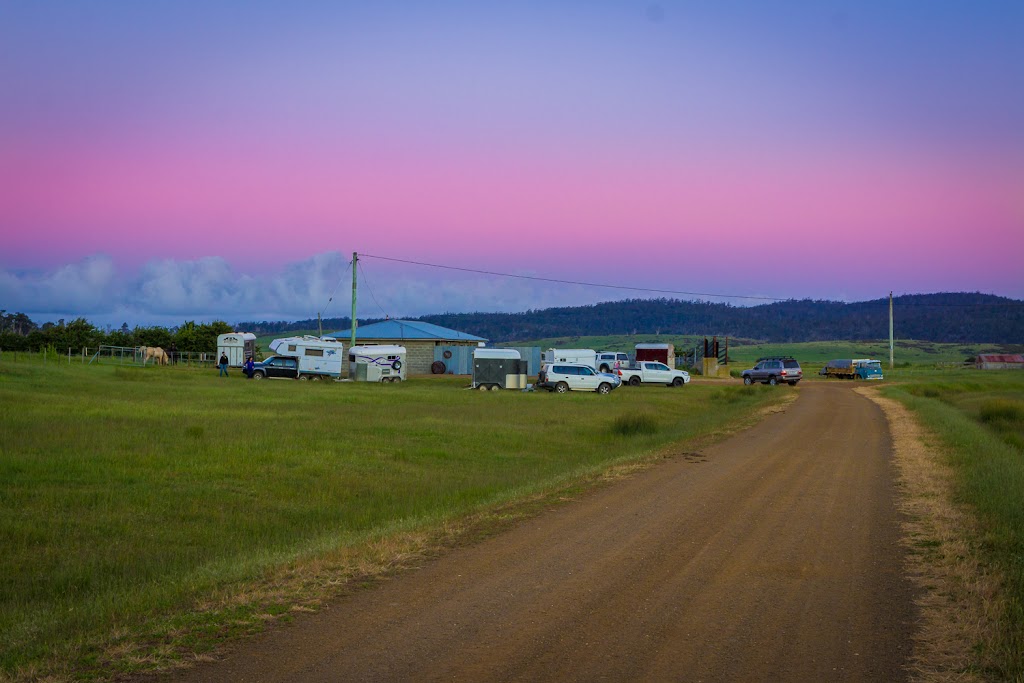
[[238, 293, 1024, 344]]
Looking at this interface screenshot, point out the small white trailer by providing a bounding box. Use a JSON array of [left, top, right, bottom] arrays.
[[472, 348, 528, 390], [217, 332, 257, 367], [349, 345, 407, 383], [542, 348, 598, 369], [268, 335, 344, 379]]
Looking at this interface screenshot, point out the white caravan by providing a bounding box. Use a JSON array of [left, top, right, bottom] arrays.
[[542, 348, 598, 370], [349, 345, 407, 383], [268, 335, 344, 379], [217, 332, 257, 367]]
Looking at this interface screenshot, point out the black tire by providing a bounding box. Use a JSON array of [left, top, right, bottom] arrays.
[[489, 384, 500, 391], [431, 361, 446, 374], [252, 371, 265, 380], [477, 384, 489, 391], [768, 376, 778, 386], [392, 377, 402, 383], [555, 382, 569, 394], [743, 376, 753, 386], [392, 360, 402, 371], [298, 375, 308, 381], [672, 377, 684, 387], [597, 382, 611, 395], [629, 376, 641, 387], [599, 364, 610, 373], [311, 375, 322, 382]]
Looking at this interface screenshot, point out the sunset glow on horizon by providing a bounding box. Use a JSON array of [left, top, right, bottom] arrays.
[[1, 1, 1021, 325]]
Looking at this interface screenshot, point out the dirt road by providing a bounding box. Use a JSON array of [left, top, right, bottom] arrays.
[[175, 383, 916, 682]]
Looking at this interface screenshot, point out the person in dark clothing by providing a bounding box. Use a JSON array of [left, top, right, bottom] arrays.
[[243, 356, 255, 379], [219, 352, 229, 377]]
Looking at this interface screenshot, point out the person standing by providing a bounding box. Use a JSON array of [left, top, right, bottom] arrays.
[[243, 356, 255, 379], [219, 352, 229, 377]]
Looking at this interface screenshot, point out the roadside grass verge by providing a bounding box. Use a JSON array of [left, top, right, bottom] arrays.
[[0, 361, 783, 680], [882, 372, 1024, 680]]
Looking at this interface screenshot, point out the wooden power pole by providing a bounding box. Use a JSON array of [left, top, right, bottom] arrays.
[[889, 291, 894, 370], [350, 252, 358, 352]]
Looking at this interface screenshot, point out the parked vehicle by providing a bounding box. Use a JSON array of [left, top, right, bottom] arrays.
[[741, 356, 803, 386], [473, 348, 528, 390], [255, 335, 344, 380], [537, 362, 620, 394], [349, 345, 407, 382], [596, 351, 630, 373], [217, 332, 257, 367], [543, 348, 598, 369], [618, 362, 690, 387], [819, 359, 884, 380], [250, 356, 305, 380]]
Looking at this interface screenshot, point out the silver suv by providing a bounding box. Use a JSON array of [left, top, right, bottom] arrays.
[[596, 352, 630, 373], [741, 356, 802, 386], [537, 363, 621, 394]]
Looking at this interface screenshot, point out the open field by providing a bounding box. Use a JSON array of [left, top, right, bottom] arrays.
[[881, 372, 1024, 679], [0, 358, 784, 680]]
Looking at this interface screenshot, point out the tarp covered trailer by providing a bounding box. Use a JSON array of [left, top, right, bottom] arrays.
[[349, 345, 407, 382], [473, 348, 528, 390]]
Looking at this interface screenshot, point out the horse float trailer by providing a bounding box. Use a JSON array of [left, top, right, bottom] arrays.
[[542, 348, 598, 370], [217, 332, 257, 367], [472, 348, 529, 391], [349, 345, 407, 382]]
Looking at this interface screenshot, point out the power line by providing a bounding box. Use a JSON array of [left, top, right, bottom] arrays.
[[358, 253, 1024, 308], [359, 253, 791, 302], [358, 259, 390, 319]]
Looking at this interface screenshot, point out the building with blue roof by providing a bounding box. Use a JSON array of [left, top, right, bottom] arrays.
[[328, 319, 487, 375]]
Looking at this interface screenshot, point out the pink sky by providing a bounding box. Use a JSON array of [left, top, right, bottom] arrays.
[[1, 2, 1021, 325]]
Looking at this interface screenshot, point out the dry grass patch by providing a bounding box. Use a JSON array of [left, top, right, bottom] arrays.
[[858, 387, 1002, 682]]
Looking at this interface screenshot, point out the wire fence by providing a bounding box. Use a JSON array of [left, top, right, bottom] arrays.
[[0, 346, 218, 367]]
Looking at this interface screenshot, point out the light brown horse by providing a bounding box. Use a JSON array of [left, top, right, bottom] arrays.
[[141, 346, 169, 365]]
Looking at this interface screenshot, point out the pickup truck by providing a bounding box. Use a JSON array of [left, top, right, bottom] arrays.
[[250, 355, 331, 381], [618, 361, 690, 387]]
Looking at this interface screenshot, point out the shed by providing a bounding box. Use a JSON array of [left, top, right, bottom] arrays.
[[328, 320, 486, 375], [635, 343, 675, 368], [975, 354, 1024, 370]]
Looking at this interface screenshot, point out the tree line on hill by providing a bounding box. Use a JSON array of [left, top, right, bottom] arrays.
[[236, 293, 1023, 344], [4, 293, 1020, 351], [0, 311, 233, 354]]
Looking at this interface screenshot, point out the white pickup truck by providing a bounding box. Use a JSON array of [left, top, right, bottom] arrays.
[[618, 361, 690, 387]]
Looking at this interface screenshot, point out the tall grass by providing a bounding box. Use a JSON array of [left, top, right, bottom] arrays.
[[883, 372, 1024, 680], [0, 361, 781, 679]]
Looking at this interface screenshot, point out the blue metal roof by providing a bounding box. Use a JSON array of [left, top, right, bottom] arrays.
[[328, 319, 487, 342]]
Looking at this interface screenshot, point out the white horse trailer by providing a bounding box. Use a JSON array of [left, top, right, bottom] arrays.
[[217, 332, 257, 367], [349, 345, 407, 383], [472, 348, 528, 390], [269, 336, 344, 379]]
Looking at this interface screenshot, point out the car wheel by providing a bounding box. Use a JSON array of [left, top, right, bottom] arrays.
[[392, 377, 402, 383], [489, 384, 500, 391], [252, 371, 264, 380], [768, 376, 778, 386], [311, 375, 322, 382], [597, 382, 611, 394], [599, 364, 610, 373], [298, 375, 309, 381], [743, 376, 753, 385], [629, 376, 641, 386], [672, 377, 683, 387], [555, 382, 569, 394]]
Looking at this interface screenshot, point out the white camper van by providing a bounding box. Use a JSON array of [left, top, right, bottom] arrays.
[[217, 332, 257, 367], [267, 336, 344, 379], [542, 348, 598, 370], [349, 345, 407, 383]]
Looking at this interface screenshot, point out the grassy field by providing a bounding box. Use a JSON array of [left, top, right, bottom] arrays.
[[0, 357, 784, 680], [881, 372, 1024, 680], [517, 335, 1022, 366]]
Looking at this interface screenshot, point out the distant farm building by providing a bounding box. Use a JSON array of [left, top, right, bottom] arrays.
[[635, 343, 675, 367], [328, 320, 486, 375], [975, 354, 1024, 370]]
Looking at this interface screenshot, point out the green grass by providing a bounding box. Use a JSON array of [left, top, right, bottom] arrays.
[[0, 358, 783, 679], [882, 371, 1024, 680]]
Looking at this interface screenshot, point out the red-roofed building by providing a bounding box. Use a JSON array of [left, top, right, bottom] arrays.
[[975, 354, 1024, 370]]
